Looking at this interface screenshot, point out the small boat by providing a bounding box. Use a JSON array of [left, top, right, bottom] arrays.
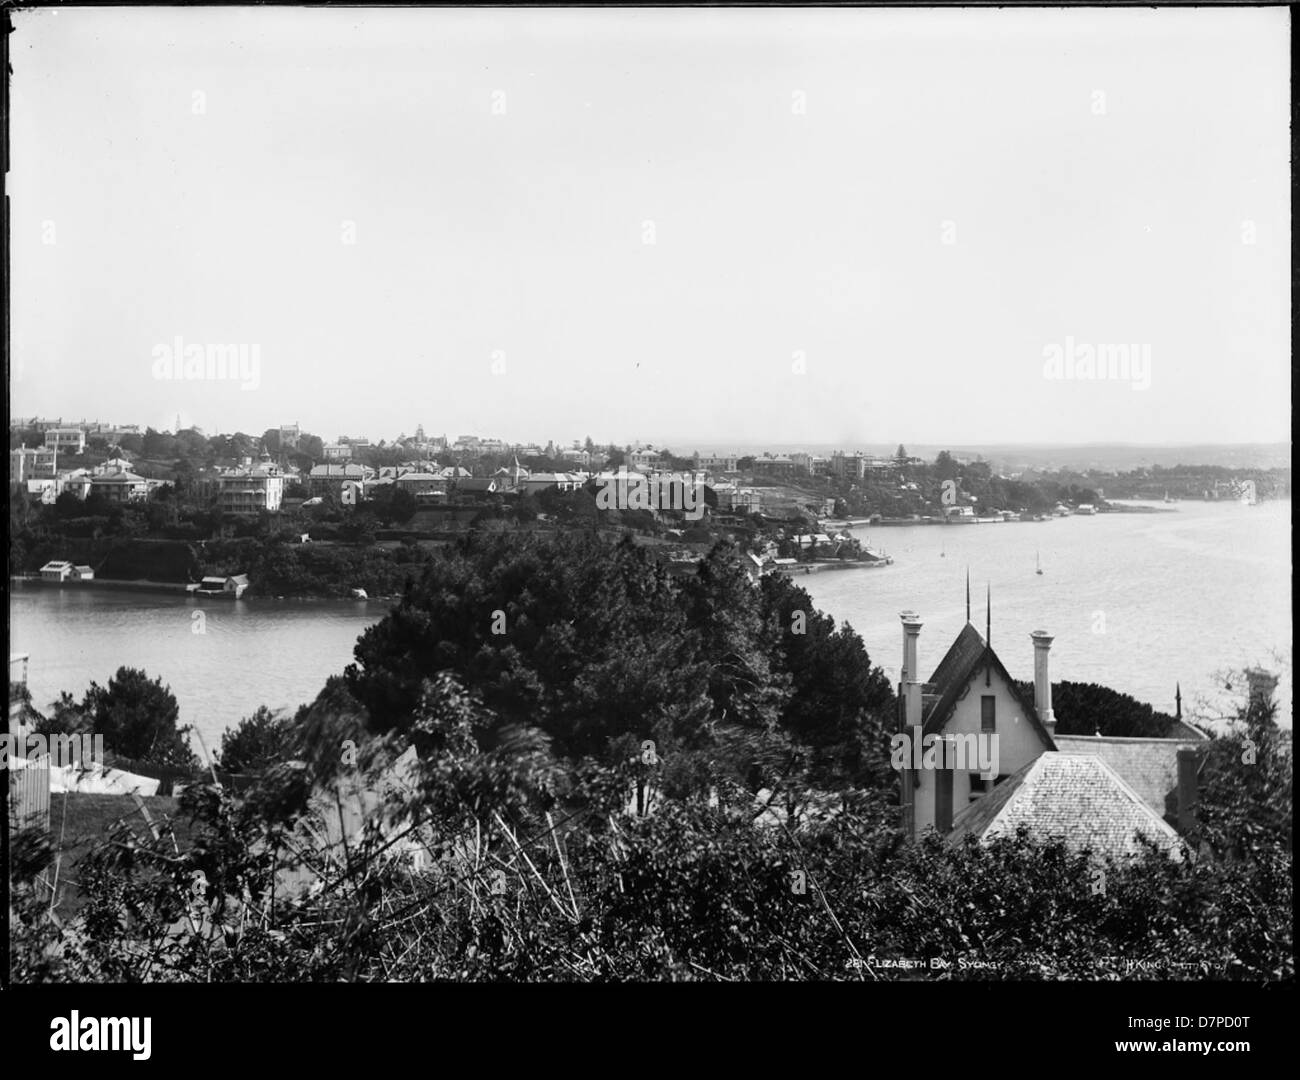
[[1035, 551, 1043, 576]]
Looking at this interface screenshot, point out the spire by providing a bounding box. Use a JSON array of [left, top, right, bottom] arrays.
[[983, 584, 993, 686]]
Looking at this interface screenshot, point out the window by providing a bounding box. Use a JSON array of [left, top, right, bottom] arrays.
[[969, 773, 988, 798], [981, 695, 996, 732]]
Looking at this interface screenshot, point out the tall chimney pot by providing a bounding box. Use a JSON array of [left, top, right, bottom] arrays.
[[1031, 630, 1055, 739]]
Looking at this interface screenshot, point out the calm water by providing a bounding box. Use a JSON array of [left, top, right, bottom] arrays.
[[9, 589, 386, 754], [9, 500, 1292, 753], [803, 500, 1292, 729]]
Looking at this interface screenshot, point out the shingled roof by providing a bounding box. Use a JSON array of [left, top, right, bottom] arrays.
[[947, 752, 1185, 862], [920, 622, 1056, 749], [1054, 735, 1206, 824]]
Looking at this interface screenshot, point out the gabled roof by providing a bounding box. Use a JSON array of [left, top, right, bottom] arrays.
[[921, 623, 1056, 749], [92, 470, 145, 483], [948, 752, 1185, 862], [1054, 735, 1206, 822]]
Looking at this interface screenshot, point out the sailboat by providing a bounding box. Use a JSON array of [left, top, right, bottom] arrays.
[[1035, 551, 1043, 576]]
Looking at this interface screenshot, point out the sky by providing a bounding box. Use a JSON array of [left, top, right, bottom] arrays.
[[9, 6, 1291, 451]]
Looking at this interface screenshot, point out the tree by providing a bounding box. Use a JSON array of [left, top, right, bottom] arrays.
[[82, 666, 198, 769], [218, 706, 295, 774]]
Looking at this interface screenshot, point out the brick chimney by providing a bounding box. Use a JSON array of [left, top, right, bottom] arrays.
[[1030, 631, 1055, 739], [1176, 747, 1200, 834]]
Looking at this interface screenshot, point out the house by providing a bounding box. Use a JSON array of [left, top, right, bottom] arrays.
[[628, 448, 663, 472], [520, 472, 585, 496], [26, 479, 59, 504], [71, 565, 95, 581], [218, 454, 285, 513], [695, 453, 739, 475], [60, 474, 94, 500], [90, 470, 149, 502], [898, 613, 1058, 839], [192, 574, 249, 598], [93, 457, 135, 475], [322, 443, 353, 462], [897, 608, 1202, 863], [308, 463, 369, 496], [43, 427, 86, 454], [394, 471, 447, 495], [492, 458, 530, 493], [39, 560, 75, 581], [457, 478, 500, 495], [10, 445, 58, 483]]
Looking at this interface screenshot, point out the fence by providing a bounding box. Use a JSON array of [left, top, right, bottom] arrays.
[[8, 758, 51, 832]]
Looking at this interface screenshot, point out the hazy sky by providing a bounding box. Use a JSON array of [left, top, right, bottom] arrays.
[[10, 6, 1291, 450]]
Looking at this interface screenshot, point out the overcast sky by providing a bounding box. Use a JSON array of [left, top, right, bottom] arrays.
[[10, 6, 1290, 450]]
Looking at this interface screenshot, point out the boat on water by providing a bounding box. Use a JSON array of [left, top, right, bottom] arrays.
[[1240, 482, 1258, 506]]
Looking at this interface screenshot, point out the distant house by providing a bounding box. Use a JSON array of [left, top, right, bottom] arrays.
[[90, 470, 148, 503], [10, 446, 57, 483], [61, 473, 94, 500], [394, 471, 447, 495], [308, 463, 368, 496], [71, 565, 95, 581], [628, 448, 663, 472], [218, 455, 285, 513], [493, 458, 530, 493], [322, 444, 353, 462], [521, 472, 585, 496], [457, 478, 499, 495], [193, 574, 249, 599], [39, 560, 74, 581], [43, 427, 86, 454]]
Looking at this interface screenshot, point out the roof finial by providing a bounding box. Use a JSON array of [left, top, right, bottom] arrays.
[[986, 583, 991, 646], [1175, 682, 1182, 721], [966, 567, 971, 623]]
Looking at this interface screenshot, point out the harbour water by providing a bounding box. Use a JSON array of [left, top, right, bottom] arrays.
[[803, 499, 1292, 730], [8, 500, 1291, 754]]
